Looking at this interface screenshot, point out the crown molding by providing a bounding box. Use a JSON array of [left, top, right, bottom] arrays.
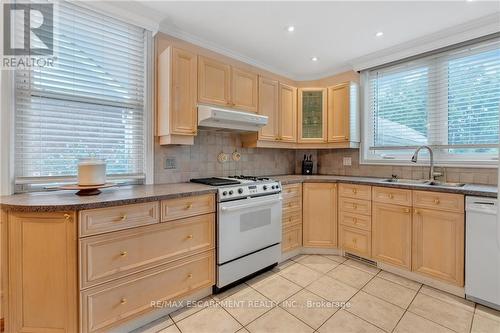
[[351, 13, 500, 71]]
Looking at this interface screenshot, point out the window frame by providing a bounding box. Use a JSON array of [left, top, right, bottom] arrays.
[[360, 38, 500, 168]]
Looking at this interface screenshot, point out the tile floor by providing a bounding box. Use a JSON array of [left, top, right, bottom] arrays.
[[136, 255, 500, 333]]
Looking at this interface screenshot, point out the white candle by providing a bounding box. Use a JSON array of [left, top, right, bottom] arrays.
[[78, 158, 106, 186]]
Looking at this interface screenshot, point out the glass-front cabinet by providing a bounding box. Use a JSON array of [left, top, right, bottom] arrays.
[[298, 88, 327, 142]]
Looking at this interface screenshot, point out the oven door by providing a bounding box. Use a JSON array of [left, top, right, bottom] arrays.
[[218, 193, 282, 264]]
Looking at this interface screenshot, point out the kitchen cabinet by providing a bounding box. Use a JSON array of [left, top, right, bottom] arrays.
[[282, 183, 303, 253], [198, 56, 258, 113], [258, 77, 280, 141], [157, 46, 198, 145], [302, 183, 337, 248], [279, 83, 297, 142], [298, 88, 327, 143], [372, 201, 412, 269], [412, 206, 464, 286], [327, 82, 359, 143]]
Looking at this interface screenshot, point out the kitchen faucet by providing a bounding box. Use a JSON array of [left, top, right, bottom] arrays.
[[411, 145, 441, 181]]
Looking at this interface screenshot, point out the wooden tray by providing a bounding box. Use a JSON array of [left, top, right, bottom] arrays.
[[58, 183, 115, 196]]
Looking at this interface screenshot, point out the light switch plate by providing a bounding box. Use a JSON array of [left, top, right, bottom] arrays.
[[343, 157, 352, 166]]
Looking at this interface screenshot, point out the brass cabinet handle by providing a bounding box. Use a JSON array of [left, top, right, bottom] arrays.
[[434, 199, 440, 204], [414, 209, 419, 214], [120, 214, 127, 221], [352, 238, 357, 244], [404, 208, 410, 213], [187, 234, 193, 240], [186, 203, 193, 209], [352, 189, 357, 194], [187, 273, 193, 279], [389, 194, 394, 199], [120, 298, 127, 305], [63, 213, 71, 221], [120, 251, 128, 257]]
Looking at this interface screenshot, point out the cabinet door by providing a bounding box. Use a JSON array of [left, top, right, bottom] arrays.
[[170, 48, 198, 135], [298, 88, 327, 142], [231, 67, 258, 113], [258, 77, 279, 141], [198, 56, 231, 106], [327, 83, 349, 142], [8, 212, 77, 333], [303, 183, 337, 248], [372, 202, 412, 269], [279, 83, 297, 142], [412, 208, 464, 286]]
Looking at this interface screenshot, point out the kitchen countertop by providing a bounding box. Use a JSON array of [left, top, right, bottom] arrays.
[[0, 174, 496, 212]]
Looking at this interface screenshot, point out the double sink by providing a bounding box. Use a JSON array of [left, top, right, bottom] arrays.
[[382, 178, 465, 188]]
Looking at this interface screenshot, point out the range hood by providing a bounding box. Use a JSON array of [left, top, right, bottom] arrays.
[[198, 105, 268, 132]]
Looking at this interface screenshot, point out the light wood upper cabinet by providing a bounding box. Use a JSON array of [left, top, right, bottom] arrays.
[[327, 81, 359, 144], [412, 207, 464, 286], [258, 77, 280, 141], [298, 88, 327, 143], [198, 56, 231, 106], [279, 83, 297, 142], [303, 183, 337, 248], [7, 212, 78, 333], [158, 47, 198, 145], [372, 202, 412, 270], [232, 67, 258, 112]]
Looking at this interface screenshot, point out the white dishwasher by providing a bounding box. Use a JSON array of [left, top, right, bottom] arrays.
[[465, 196, 500, 310]]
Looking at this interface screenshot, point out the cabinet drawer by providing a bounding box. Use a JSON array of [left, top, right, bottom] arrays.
[[373, 187, 412, 206], [283, 210, 302, 228], [161, 194, 215, 222], [340, 225, 371, 258], [339, 183, 371, 201], [413, 191, 464, 213], [339, 212, 371, 231], [282, 225, 302, 253], [79, 202, 160, 237], [81, 251, 215, 333], [282, 183, 302, 201], [80, 214, 215, 289], [282, 196, 302, 215], [339, 197, 371, 216]]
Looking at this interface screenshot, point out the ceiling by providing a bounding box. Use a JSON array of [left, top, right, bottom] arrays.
[[130, 1, 499, 80]]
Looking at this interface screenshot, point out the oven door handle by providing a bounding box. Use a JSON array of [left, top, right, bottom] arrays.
[[220, 197, 282, 212]]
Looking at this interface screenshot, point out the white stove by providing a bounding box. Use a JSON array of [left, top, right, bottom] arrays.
[[190, 175, 283, 291]]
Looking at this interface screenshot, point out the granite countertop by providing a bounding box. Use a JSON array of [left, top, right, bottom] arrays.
[[273, 175, 498, 198], [0, 183, 217, 212], [0, 174, 497, 212]]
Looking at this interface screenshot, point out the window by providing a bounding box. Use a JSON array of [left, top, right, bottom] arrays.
[[362, 38, 500, 165], [14, 1, 149, 189]]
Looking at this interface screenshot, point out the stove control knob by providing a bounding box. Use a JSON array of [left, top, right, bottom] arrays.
[[229, 190, 234, 195], [263, 185, 268, 190], [271, 185, 275, 189], [238, 188, 243, 194], [222, 191, 227, 196]]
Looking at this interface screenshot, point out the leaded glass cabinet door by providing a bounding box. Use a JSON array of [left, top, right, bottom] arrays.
[[298, 88, 327, 142]]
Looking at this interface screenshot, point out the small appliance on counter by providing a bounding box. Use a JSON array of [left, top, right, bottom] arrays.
[[301, 154, 313, 175]]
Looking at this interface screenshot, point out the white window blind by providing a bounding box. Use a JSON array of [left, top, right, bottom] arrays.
[[364, 37, 500, 164], [15, 1, 147, 185]]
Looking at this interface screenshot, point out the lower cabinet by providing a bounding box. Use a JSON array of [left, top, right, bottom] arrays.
[[372, 202, 412, 270], [303, 183, 337, 248], [282, 224, 302, 253], [412, 208, 464, 286], [281, 183, 302, 253], [339, 225, 371, 257]]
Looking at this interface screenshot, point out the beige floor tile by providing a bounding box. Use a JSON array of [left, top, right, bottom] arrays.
[[133, 315, 174, 333], [219, 287, 275, 325], [157, 325, 181, 333], [347, 291, 405, 332], [272, 259, 295, 273], [246, 270, 275, 288], [408, 293, 473, 333], [344, 259, 380, 275], [322, 254, 347, 264], [279, 262, 323, 287], [419, 285, 475, 312], [362, 277, 417, 309], [212, 283, 249, 302], [246, 307, 313, 333], [169, 296, 216, 322], [291, 254, 309, 262], [471, 313, 500, 333], [306, 275, 358, 302], [328, 264, 375, 289], [394, 312, 454, 333], [318, 309, 385, 333], [250, 274, 302, 303], [236, 328, 250, 333], [296, 254, 340, 273], [280, 289, 339, 329], [376, 270, 422, 291], [176, 304, 242, 333], [475, 304, 500, 322]]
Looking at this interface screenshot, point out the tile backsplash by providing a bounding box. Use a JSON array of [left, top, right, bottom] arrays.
[[154, 133, 497, 186]]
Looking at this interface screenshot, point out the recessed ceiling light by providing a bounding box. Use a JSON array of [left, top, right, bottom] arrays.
[[287, 25, 295, 32], [376, 31, 384, 37], [311, 57, 318, 62]]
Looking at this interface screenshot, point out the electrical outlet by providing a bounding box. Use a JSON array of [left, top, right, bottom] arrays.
[[164, 158, 177, 170], [343, 157, 352, 166]]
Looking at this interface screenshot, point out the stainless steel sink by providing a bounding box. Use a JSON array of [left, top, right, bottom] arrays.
[[382, 179, 430, 185], [427, 181, 465, 188]]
